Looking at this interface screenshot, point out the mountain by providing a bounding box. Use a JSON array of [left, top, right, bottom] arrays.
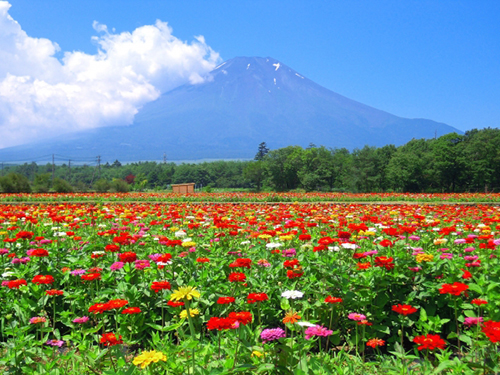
[[0, 56, 461, 162]]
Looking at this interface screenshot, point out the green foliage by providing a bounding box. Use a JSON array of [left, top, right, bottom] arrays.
[[3, 128, 500, 193], [52, 177, 73, 193], [33, 173, 51, 193], [109, 178, 130, 193], [0, 172, 32, 193], [94, 179, 111, 193]]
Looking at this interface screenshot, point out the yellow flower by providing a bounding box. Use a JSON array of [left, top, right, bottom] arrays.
[[170, 286, 201, 301], [251, 350, 264, 358], [416, 254, 434, 263], [180, 308, 200, 319], [258, 234, 272, 239], [279, 235, 293, 241], [181, 241, 196, 247], [133, 350, 167, 369]]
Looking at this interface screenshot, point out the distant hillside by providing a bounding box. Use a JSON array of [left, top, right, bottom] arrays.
[[0, 56, 461, 162]]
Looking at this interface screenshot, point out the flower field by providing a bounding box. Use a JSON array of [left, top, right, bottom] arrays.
[[1, 199, 500, 374], [2, 191, 500, 203]]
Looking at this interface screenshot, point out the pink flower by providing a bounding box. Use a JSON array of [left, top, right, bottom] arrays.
[[134, 260, 150, 270], [110, 262, 124, 271], [464, 317, 483, 326], [304, 325, 333, 340], [348, 313, 367, 321], [73, 316, 89, 324], [440, 253, 453, 259]]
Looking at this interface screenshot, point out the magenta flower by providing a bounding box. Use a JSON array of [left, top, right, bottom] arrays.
[[260, 328, 286, 342], [304, 325, 333, 340], [73, 316, 89, 324], [70, 269, 86, 276], [348, 313, 366, 321], [45, 339, 65, 347], [134, 259, 150, 270], [464, 317, 483, 326], [110, 262, 124, 271]]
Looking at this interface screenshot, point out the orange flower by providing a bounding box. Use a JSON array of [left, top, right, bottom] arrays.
[[283, 311, 301, 324]]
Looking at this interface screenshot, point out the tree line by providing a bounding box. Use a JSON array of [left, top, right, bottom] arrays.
[[1, 128, 499, 193]]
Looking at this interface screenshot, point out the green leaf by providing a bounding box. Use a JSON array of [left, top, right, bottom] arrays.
[[256, 364, 275, 373], [467, 283, 482, 294], [420, 307, 427, 322], [432, 360, 453, 374], [459, 333, 472, 346]]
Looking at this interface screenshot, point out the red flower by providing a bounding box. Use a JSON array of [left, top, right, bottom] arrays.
[[32, 275, 55, 285], [229, 258, 252, 269], [151, 281, 171, 293], [413, 334, 446, 351], [167, 301, 185, 307], [366, 338, 385, 348], [217, 297, 235, 305], [228, 311, 252, 325], [81, 273, 101, 281], [325, 296, 343, 304], [100, 332, 123, 346], [89, 303, 111, 314], [357, 262, 372, 270], [482, 320, 500, 343], [119, 252, 137, 263], [283, 259, 300, 269], [107, 299, 128, 310], [228, 272, 246, 282], [392, 304, 418, 316], [30, 248, 49, 257], [357, 320, 373, 326], [122, 307, 141, 314], [471, 298, 487, 306], [439, 282, 469, 296], [461, 269, 472, 280], [105, 244, 120, 252], [298, 234, 311, 241], [157, 253, 172, 263], [379, 239, 393, 247], [247, 293, 269, 304], [374, 256, 394, 270], [46, 289, 64, 296], [207, 317, 238, 330], [196, 257, 210, 263], [7, 279, 27, 289], [337, 231, 351, 239], [15, 231, 34, 239], [287, 269, 304, 279]]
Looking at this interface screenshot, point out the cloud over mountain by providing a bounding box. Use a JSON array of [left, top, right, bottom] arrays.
[[0, 1, 220, 148]]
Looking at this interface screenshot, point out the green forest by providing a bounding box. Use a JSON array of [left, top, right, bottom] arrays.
[[1, 128, 499, 193]]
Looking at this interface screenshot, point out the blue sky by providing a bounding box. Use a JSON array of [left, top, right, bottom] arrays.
[[1, 0, 499, 147]]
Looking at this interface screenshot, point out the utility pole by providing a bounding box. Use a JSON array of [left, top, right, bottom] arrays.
[[52, 154, 55, 182], [163, 153, 167, 164], [97, 155, 101, 179]]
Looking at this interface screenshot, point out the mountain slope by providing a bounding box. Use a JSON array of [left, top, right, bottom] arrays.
[[0, 56, 461, 161]]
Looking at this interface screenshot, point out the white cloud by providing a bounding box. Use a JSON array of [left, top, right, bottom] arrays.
[[0, 1, 220, 148]]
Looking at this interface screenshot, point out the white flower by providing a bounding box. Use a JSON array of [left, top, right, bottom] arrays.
[[266, 242, 283, 249], [341, 243, 358, 250], [297, 321, 315, 328], [175, 230, 187, 238], [240, 241, 251, 245], [2, 271, 14, 278], [281, 290, 304, 299]]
